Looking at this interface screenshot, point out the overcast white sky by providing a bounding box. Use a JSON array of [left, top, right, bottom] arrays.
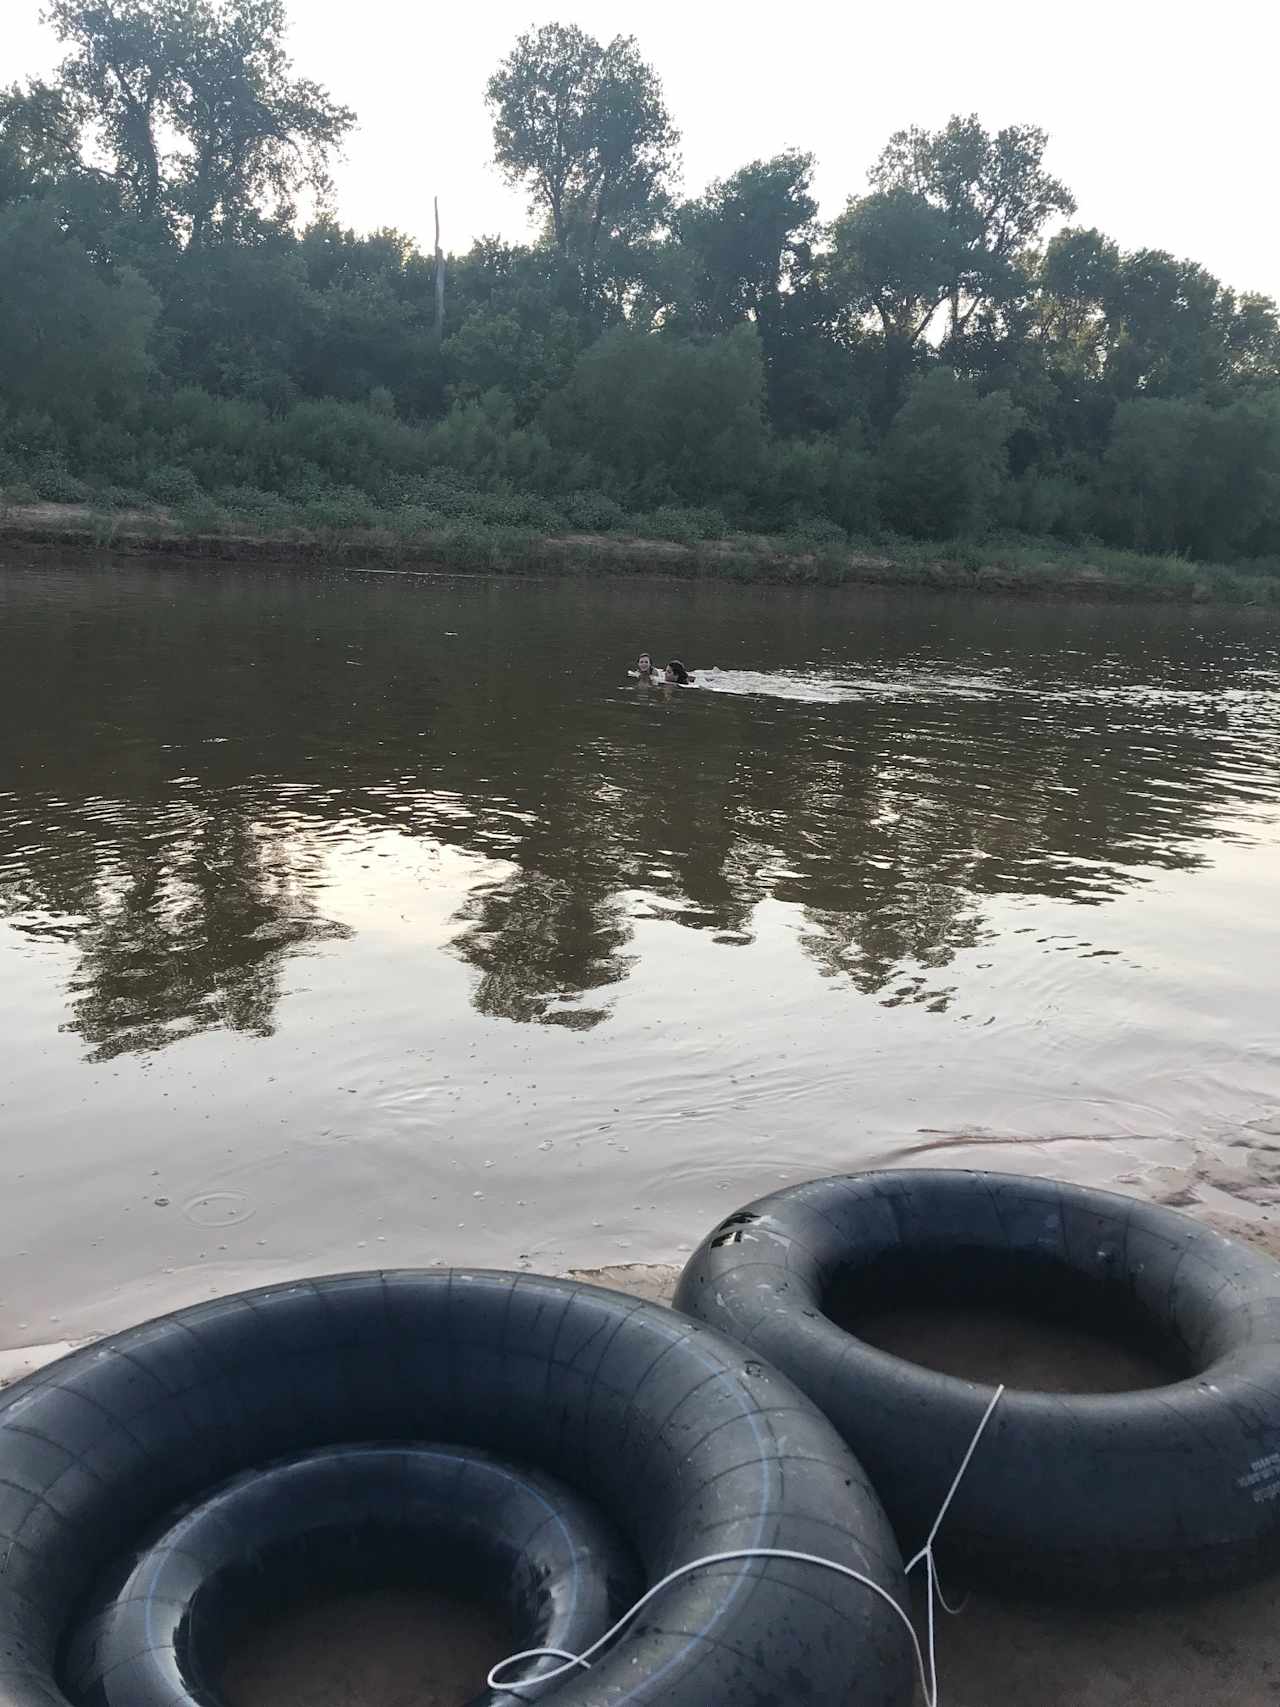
[[8, 0, 1279, 299]]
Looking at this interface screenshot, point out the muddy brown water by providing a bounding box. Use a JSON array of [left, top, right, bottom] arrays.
[[2, 562, 1280, 1354]]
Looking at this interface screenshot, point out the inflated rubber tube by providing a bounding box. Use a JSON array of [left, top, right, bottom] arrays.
[[0, 1270, 913, 1707], [675, 1169, 1280, 1597], [65, 1444, 640, 1707]]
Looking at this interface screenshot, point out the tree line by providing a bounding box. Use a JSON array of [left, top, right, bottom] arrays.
[[2, 4, 1278, 565]]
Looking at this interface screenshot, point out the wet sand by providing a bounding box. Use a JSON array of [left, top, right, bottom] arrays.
[[851, 1304, 1173, 1391], [220, 1588, 509, 1707]]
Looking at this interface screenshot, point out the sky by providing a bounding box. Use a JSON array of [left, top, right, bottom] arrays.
[[8, 0, 1280, 300]]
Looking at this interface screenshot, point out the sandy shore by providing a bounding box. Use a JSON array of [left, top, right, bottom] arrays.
[[5, 1247, 1280, 1704]]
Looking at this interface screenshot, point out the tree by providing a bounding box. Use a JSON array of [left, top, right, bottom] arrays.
[[0, 75, 136, 256], [0, 79, 88, 206], [877, 370, 1019, 537], [44, 0, 354, 241], [827, 189, 958, 348], [1223, 293, 1280, 386], [674, 151, 819, 332], [158, 233, 317, 403], [45, 0, 181, 219], [871, 115, 1075, 341], [1099, 393, 1280, 559], [0, 201, 157, 420], [1102, 250, 1256, 399], [3, 24, 1280, 576], [169, 0, 355, 243], [1034, 226, 1122, 380], [486, 22, 678, 291], [546, 323, 767, 504], [443, 307, 578, 416], [824, 189, 958, 425], [1036, 231, 1280, 405], [442, 235, 589, 416]]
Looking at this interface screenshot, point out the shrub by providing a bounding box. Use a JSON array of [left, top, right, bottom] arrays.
[[878, 372, 1019, 538], [546, 324, 768, 506], [634, 505, 729, 543], [145, 465, 203, 506], [212, 485, 293, 526], [299, 487, 381, 529], [27, 457, 90, 504], [1097, 393, 1280, 561], [423, 392, 565, 491], [173, 498, 230, 534], [784, 517, 848, 548], [564, 490, 627, 532], [93, 484, 148, 510]]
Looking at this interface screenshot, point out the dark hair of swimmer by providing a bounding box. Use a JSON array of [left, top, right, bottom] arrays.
[[667, 660, 690, 684]]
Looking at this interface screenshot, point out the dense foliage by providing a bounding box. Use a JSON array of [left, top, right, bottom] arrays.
[[2, 5, 1278, 567]]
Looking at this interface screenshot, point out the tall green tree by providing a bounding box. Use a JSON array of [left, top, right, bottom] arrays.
[[0, 79, 87, 205], [1103, 250, 1276, 399], [1033, 226, 1122, 381], [170, 0, 354, 243], [486, 22, 678, 298], [1035, 231, 1280, 401], [871, 115, 1075, 342], [44, 0, 354, 241], [824, 189, 957, 426], [44, 0, 182, 220], [670, 151, 846, 432], [827, 189, 957, 348], [673, 151, 818, 332]]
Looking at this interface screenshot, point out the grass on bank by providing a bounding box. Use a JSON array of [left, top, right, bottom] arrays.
[[1, 483, 1278, 607]]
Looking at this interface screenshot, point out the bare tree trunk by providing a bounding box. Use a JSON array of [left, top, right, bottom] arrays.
[[434, 196, 445, 346]]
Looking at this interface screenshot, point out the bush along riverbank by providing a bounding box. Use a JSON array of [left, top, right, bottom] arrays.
[[2, 498, 1277, 606]]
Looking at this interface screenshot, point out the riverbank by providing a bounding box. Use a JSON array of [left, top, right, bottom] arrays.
[[3, 500, 1278, 606]]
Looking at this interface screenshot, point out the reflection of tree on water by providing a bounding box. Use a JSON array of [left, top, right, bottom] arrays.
[[450, 868, 633, 1029], [2, 571, 1276, 1049], [7, 800, 348, 1060], [800, 886, 989, 1013]]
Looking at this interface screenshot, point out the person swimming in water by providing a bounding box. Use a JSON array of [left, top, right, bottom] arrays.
[[634, 652, 657, 681], [664, 659, 694, 685]]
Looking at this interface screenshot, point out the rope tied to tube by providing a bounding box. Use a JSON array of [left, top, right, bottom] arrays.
[[488, 1382, 1006, 1707]]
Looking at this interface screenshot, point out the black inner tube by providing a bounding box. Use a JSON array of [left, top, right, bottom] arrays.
[[0, 1270, 914, 1707], [675, 1170, 1280, 1596], [62, 1444, 642, 1707]]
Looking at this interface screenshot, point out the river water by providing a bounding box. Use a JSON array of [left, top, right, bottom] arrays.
[[2, 562, 1279, 1347]]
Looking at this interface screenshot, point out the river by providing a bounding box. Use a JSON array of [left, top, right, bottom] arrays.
[[2, 561, 1279, 1348]]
